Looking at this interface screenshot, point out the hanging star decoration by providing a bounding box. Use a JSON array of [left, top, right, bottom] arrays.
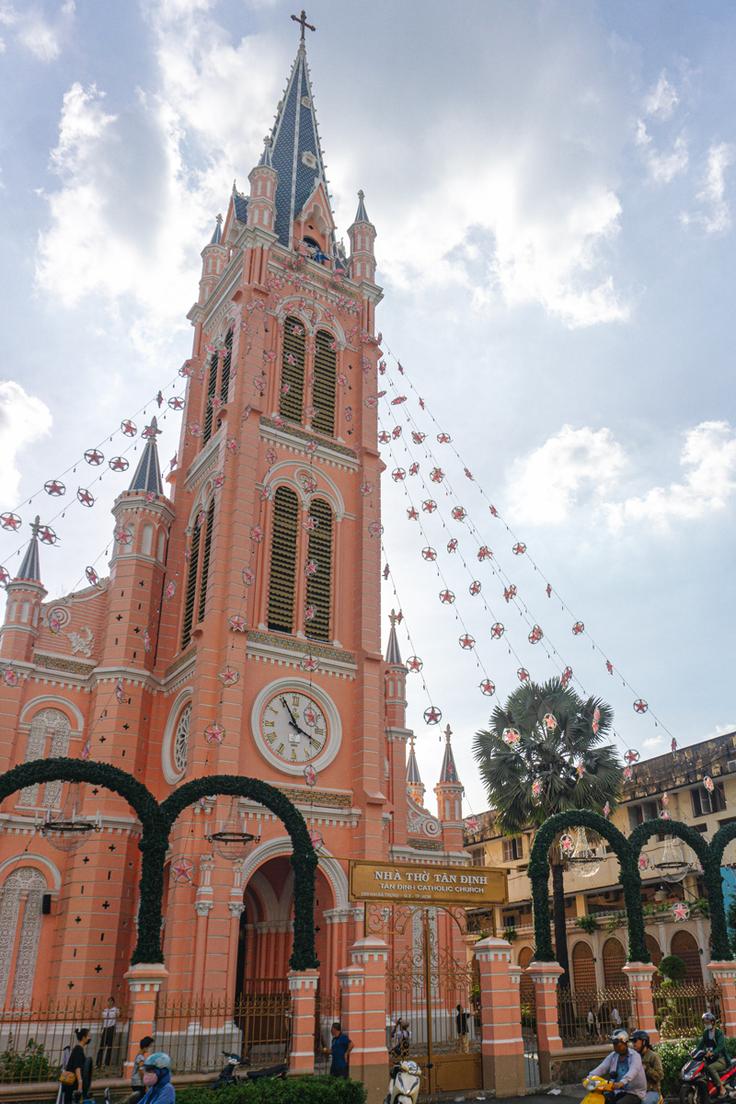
[[560, 666, 573, 689], [423, 706, 442, 725], [517, 668, 530, 682], [469, 580, 481, 596], [406, 656, 423, 673], [458, 634, 475, 650], [165, 580, 177, 599], [543, 713, 557, 731], [114, 679, 127, 704], [638, 854, 649, 870], [704, 776, 715, 793], [572, 621, 585, 635], [502, 727, 521, 748], [559, 833, 574, 853], [592, 706, 601, 735], [447, 538, 458, 553], [503, 584, 517, 602], [512, 542, 526, 555], [531, 778, 543, 799], [672, 902, 690, 922], [86, 566, 100, 586], [218, 667, 240, 687], [421, 547, 437, 562], [439, 589, 455, 604], [477, 546, 492, 561], [171, 858, 195, 886], [228, 614, 247, 632], [490, 623, 505, 639], [633, 699, 648, 714], [45, 479, 66, 496], [479, 679, 495, 697], [303, 765, 317, 787], [602, 802, 611, 819], [204, 723, 225, 746], [528, 625, 543, 644], [624, 749, 641, 765]]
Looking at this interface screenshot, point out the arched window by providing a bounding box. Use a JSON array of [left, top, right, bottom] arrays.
[[220, 329, 233, 404], [268, 487, 299, 634], [279, 316, 305, 424], [0, 867, 46, 1007], [173, 703, 191, 778], [602, 936, 626, 988], [306, 498, 333, 642], [312, 330, 336, 436], [670, 929, 702, 982], [141, 524, 154, 556], [18, 710, 72, 808], [181, 500, 216, 649], [202, 350, 218, 444], [572, 941, 596, 991]]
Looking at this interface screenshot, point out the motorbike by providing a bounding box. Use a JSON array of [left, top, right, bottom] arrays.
[[212, 1051, 288, 1089], [582, 1074, 615, 1104], [680, 1049, 736, 1104], [385, 1059, 422, 1104]]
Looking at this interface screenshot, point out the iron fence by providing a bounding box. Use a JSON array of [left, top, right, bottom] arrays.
[[154, 985, 290, 1074], [654, 983, 720, 1039], [557, 987, 633, 1045], [0, 1000, 129, 1082]]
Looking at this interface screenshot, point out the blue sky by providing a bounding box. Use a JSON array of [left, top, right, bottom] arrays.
[[0, 0, 733, 814]]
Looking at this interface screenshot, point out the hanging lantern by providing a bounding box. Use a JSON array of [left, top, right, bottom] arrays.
[[207, 798, 260, 862], [567, 827, 604, 879], [41, 784, 101, 853], [653, 833, 690, 883]]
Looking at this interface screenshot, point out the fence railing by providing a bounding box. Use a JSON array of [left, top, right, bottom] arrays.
[[0, 1000, 129, 1082], [154, 986, 290, 1074], [654, 983, 720, 1039], [557, 987, 633, 1045]]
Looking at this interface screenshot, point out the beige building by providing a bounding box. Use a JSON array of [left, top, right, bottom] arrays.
[[464, 731, 736, 991]]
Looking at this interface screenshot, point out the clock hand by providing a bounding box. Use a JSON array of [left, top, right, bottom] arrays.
[[280, 697, 315, 742]]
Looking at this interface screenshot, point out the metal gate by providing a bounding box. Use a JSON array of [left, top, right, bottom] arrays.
[[385, 906, 481, 1098]]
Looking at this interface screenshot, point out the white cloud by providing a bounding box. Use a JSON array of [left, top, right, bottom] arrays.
[[643, 735, 665, 749], [643, 72, 679, 120], [606, 421, 736, 530], [0, 381, 53, 501], [0, 1, 74, 62], [681, 142, 734, 234], [505, 425, 628, 524], [635, 120, 688, 184]]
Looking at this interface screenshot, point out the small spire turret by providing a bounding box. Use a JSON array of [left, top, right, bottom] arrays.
[[128, 418, 163, 496], [209, 214, 223, 246], [406, 735, 425, 806], [15, 516, 41, 583], [435, 724, 465, 850]]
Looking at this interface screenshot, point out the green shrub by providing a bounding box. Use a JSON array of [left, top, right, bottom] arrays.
[[176, 1076, 366, 1104], [575, 915, 599, 933], [659, 954, 687, 983], [0, 1039, 60, 1082]]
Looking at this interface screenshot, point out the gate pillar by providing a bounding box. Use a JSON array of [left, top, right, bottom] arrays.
[[338, 937, 389, 1104], [708, 963, 736, 1032], [123, 963, 168, 1076], [474, 936, 525, 1095], [623, 963, 659, 1043], [288, 969, 319, 1074], [525, 960, 564, 1083]]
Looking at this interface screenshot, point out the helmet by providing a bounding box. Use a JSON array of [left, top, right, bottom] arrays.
[[611, 1029, 629, 1045], [631, 1030, 650, 1046], [143, 1053, 171, 1070], [703, 1012, 716, 1024]]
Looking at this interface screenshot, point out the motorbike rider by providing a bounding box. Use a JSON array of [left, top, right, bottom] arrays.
[[588, 1029, 647, 1104], [139, 1053, 175, 1104], [698, 1012, 729, 1098], [630, 1030, 663, 1104]]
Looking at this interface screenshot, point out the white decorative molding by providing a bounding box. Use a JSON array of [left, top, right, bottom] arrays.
[[161, 688, 193, 784], [239, 835, 350, 911], [66, 626, 94, 657]]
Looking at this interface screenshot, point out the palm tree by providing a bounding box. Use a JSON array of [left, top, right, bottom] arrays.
[[473, 677, 621, 987]]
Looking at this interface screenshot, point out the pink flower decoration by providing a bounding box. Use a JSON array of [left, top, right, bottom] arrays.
[[250, 525, 264, 543], [165, 581, 177, 599], [242, 567, 255, 587]]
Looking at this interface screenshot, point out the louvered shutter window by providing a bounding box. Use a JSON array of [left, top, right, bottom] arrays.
[[181, 520, 201, 649], [219, 330, 233, 403], [279, 316, 305, 423], [197, 499, 216, 623], [268, 487, 299, 634], [202, 351, 218, 444], [312, 330, 336, 436], [306, 498, 333, 642]]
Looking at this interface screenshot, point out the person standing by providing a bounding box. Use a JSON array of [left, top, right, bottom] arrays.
[[96, 998, 120, 1068], [390, 1019, 411, 1060], [456, 1005, 470, 1053], [324, 1022, 353, 1078], [129, 1036, 154, 1104], [62, 1029, 91, 1104]]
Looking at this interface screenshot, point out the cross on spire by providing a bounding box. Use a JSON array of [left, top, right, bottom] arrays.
[[291, 8, 316, 42], [389, 608, 398, 628], [30, 515, 41, 539], [444, 724, 453, 741]]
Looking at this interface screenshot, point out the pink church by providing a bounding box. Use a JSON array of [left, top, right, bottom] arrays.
[[0, 33, 472, 1051]]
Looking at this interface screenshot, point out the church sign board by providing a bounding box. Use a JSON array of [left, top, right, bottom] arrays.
[[349, 859, 506, 907]]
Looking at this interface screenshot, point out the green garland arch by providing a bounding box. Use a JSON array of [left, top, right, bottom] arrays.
[[0, 759, 318, 970], [529, 810, 645, 962], [161, 775, 318, 971], [531, 811, 736, 966]]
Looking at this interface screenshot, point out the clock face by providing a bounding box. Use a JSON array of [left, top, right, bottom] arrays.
[[258, 689, 329, 766]]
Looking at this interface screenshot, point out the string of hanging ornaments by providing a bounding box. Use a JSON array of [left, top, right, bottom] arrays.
[[376, 339, 678, 758], [39, 783, 101, 853]]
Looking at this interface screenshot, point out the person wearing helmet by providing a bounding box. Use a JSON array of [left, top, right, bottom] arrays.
[[631, 1030, 663, 1104], [140, 1053, 175, 1104], [697, 1012, 728, 1099], [587, 1028, 647, 1104]]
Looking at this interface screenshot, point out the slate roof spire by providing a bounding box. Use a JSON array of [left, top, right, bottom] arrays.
[[406, 735, 422, 786], [15, 516, 41, 582], [129, 418, 163, 495], [209, 214, 223, 245], [353, 189, 370, 224], [439, 724, 461, 785], [268, 41, 332, 247]]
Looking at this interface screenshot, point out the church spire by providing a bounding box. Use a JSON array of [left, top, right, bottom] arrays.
[[385, 608, 402, 665], [406, 734, 425, 806], [352, 189, 370, 225], [439, 723, 460, 784], [267, 31, 332, 247], [15, 516, 41, 582], [128, 418, 163, 495], [209, 213, 223, 245]]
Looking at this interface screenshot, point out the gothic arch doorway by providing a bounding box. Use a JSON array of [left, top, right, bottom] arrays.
[[0, 866, 47, 1008], [572, 941, 596, 991]]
